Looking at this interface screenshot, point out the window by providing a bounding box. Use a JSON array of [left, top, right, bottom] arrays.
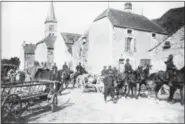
[[140, 59, 151, 67], [125, 37, 132, 51], [127, 30, 132, 34], [163, 41, 171, 49], [152, 33, 156, 39], [49, 25, 54, 31]]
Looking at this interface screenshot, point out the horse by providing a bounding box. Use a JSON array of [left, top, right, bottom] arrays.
[[114, 73, 128, 99], [71, 68, 88, 88], [149, 67, 184, 105], [59, 69, 71, 89], [136, 67, 150, 97]]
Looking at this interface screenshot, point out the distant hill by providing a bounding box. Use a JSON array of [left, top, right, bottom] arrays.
[[152, 7, 184, 35]]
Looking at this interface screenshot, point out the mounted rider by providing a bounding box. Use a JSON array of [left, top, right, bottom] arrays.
[[143, 64, 152, 79], [164, 54, 176, 87], [76, 62, 83, 75], [124, 59, 133, 83], [52, 63, 58, 71], [106, 65, 114, 76], [101, 66, 107, 76], [62, 62, 69, 71]]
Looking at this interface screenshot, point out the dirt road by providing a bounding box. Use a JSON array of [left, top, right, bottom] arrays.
[[25, 86, 184, 123]]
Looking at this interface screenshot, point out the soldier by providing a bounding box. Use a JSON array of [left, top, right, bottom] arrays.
[[124, 59, 133, 83], [164, 54, 177, 102], [113, 67, 118, 77], [106, 65, 114, 76], [165, 54, 176, 89], [103, 71, 117, 103], [101, 66, 107, 76], [165, 54, 176, 86], [52, 63, 58, 71], [62, 62, 68, 71], [76, 62, 83, 75], [143, 64, 152, 79]]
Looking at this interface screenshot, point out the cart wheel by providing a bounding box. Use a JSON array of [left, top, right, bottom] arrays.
[[2, 94, 22, 120], [51, 95, 58, 112]]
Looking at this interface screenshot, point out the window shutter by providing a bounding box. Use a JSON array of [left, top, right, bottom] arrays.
[[134, 38, 136, 52], [125, 37, 127, 52]]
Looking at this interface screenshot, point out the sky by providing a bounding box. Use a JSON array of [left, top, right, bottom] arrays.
[[1, 1, 184, 59]]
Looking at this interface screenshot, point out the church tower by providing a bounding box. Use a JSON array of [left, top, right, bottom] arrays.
[[44, 2, 57, 69], [45, 2, 57, 37]]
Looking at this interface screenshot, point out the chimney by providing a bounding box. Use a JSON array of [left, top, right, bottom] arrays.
[[124, 2, 132, 12]]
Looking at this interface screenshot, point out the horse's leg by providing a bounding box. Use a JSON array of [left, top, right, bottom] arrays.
[[131, 84, 134, 98], [126, 83, 130, 98], [133, 83, 137, 99], [138, 83, 141, 96], [73, 76, 76, 88], [115, 85, 119, 99], [154, 82, 162, 99], [180, 86, 184, 105], [168, 86, 176, 102], [58, 82, 63, 95]]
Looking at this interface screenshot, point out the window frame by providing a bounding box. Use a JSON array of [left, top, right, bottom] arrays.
[[152, 33, 156, 39]]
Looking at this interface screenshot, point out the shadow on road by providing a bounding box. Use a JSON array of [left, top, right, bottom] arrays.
[[4, 102, 75, 123]]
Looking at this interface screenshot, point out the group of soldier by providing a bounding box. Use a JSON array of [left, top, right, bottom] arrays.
[[101, 59, 133, 103], [100, 54, 177, 103]]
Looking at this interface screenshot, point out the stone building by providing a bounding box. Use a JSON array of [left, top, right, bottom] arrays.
[[61, 32, 81, 55], [22, 42, 37, 71], [72, 32, 89, 69], [149, 26, 184, 73], [87, 2, 168, 74]]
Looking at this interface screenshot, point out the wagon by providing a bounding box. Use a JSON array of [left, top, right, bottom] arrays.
[[1, 80, 59, 122]]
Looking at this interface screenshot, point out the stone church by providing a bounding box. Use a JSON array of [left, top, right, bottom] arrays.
[[20, 2, 73, 72]]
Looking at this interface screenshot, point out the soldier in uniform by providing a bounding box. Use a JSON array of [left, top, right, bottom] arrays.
[[62, 62, 68, 71], [52, 63, 58, 71], [113, 67, 118, 78], [164, 54, 176, 102], [124, 59, 133, 83], [76, 62, 83, 75], [106, 65, 113, 76], [165, 54, 176, 85], [103, 70, 117, 103], [101, 66, 107, 76]]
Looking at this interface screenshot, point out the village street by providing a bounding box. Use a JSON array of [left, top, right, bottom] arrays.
[[23, 84, 184, 123]]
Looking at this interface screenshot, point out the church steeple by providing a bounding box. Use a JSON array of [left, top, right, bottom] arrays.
[[44, 2, 57, 37], [45, 2, 57, 24]]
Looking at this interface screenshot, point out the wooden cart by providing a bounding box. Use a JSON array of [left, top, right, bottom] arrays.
[[1, 80, 59, 122]]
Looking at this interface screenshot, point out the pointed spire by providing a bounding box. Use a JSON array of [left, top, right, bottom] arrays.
[[45, 2, 57, 24]]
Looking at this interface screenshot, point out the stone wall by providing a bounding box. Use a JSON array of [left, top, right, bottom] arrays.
[[151, 26, 184, 73]]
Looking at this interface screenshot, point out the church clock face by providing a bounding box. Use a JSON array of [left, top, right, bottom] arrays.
[[49, 25, 54, 31]]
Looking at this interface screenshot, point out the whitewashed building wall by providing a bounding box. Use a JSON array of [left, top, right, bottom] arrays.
[[87, 18, 113, 74], [35, 43, 48, 63], [112, 27, 167, 71]]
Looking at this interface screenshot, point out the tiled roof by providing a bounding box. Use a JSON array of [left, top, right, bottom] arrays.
[[24, 44, 37, 54], [94, 8, 167, 34], [44, 34, 57, 49], [61, 32, 81, 44]]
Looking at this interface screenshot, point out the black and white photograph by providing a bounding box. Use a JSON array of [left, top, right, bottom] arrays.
[[1, 0, 184, 123]]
